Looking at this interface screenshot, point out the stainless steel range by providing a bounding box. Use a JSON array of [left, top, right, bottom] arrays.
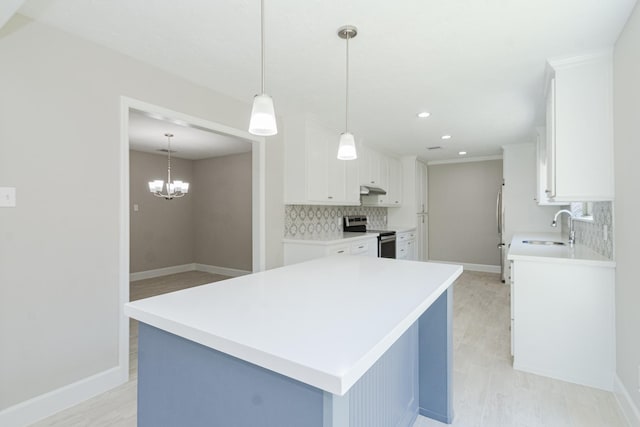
[[343, 215, 396, 259]]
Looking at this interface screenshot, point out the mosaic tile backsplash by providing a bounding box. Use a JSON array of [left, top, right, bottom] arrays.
[[564, 201, 613, 259], [284, 205, 388, 238]]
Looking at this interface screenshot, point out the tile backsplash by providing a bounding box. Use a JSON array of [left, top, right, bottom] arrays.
[[284, 205, 387, 238], [565, 201, 613, 259]]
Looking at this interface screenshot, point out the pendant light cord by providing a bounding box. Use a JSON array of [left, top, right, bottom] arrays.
[[261, 0, 265, 94], [345, 30, 350, 133]]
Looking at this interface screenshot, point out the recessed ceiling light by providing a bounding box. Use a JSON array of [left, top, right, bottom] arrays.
[[459, 151, 467, 156], [441, 135, 452, 140], [417, 112, 431, 118]]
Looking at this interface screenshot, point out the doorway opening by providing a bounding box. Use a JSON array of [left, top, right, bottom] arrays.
[[118, 97, 266, 379]]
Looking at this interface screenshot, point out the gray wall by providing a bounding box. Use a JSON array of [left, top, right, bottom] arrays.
[[428, 159, 503, 266], [129, 151, 252, 273], [614, 2, 640, 414], [194, 153, 252, 271], [130, 150, 195, 272], [0, 15, 284, 412]]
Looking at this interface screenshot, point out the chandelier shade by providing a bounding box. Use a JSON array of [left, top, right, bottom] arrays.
[[148, 133, 190, 200]]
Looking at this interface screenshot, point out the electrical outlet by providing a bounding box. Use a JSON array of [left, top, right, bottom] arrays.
[[603, 225, 608, 241], [0, 187, 16, 207]]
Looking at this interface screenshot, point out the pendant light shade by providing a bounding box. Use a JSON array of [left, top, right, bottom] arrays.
[[337, 132, 357, 160], [249, 0, 278, 136], [337, 25, 358, 160], [249, 94, 278, 136]]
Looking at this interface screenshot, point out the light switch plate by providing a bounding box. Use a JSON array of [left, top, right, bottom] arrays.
[[0, 187, 16, 207]]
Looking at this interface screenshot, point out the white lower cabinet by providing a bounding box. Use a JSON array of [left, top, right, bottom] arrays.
[[396, 230, 417, 261], [511, 259, 615, 390], [283, 236, 378, 265]]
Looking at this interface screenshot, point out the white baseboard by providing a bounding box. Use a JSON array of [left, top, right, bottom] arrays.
[[130, 263, 196, 281], [429, 260, 500, 274], [614, 374, 640, 427], [195, 263, 251, 277], [130, 263, 251, 281], [0, 366, 126, 427]]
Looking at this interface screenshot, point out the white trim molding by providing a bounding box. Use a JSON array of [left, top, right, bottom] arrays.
[[429, 260, 501, 274], [427, 155, 503, 166], [130, 263, 251, 282], [0, 367, 123, 427], [195, 263, 251, 277], [614, 375, 640, 427], [130, 263, 197, 282]]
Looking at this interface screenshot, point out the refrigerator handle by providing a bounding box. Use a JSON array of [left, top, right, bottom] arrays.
[[496, 189, 502, 233]]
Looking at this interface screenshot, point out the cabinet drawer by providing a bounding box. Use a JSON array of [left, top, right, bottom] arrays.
[[328, 245, 350, 256], [350, 241, 371, 256]]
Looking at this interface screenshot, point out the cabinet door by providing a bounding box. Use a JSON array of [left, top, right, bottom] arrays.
[[397, 241, 409, 259], [545, 77, 556, 199], [406, 239, 416, 260], [307, 121, 349, 203], [387, 157, 403, 206], [326, 140, 347, 203], [416, 162, 428, 213], [306, 122, 330, 202]]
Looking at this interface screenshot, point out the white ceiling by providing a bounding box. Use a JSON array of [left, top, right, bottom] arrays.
[[18, 0, 637, 161], [128, 109, 252, 160]]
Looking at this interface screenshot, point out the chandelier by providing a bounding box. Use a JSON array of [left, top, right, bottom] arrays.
[[148, 133, 190, 200]]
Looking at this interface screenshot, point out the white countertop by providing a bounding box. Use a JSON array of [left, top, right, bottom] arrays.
[[125, 256, 462, 396], [282, 232, 378, 245], [507, 233, 615, 267], [378, 225, 416, 233]]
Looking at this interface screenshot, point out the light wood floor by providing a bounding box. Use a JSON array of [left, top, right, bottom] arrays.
[[30, 271, 627, 427]]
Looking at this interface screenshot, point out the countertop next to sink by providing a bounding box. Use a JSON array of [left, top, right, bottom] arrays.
[[507, 233, 615, 268]]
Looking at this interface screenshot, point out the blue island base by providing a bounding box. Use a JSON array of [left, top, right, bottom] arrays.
[[137, 289, 453, 427]]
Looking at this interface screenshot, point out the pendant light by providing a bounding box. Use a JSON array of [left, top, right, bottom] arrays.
[[148, 133, 190, 200], [337, 25, 358, 160], [249, 0, 278, 136]]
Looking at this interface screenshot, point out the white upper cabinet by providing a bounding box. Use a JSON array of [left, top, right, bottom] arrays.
[[387, 157, 403, 206], [535, 127, 564, 205], [544, 51, 614, 202], [359, 146, 389, 190], [360, 146, 403, 207], [284, 116, 360, 205]]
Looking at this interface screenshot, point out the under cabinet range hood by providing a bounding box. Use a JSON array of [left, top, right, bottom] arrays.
[[360, 185, 387, 195]]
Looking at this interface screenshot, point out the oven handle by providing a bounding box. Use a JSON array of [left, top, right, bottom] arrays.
[[379, 235, 396, 243]]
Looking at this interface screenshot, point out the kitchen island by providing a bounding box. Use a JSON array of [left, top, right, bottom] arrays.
[[125, 256, 462, 427]]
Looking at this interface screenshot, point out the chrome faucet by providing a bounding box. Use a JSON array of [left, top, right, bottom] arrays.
[[551, 209, 575, 247]]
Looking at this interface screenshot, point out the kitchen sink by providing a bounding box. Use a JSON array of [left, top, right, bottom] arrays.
[[522, 240, 566, 246]]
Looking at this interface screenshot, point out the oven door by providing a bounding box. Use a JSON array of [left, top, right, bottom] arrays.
[[379, 234, 396, 259]]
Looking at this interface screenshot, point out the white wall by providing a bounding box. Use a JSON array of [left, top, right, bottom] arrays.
[[0, 14, 284, 419], [613, 1, 640, 420]]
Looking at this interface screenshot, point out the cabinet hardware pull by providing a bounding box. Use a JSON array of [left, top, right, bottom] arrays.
[[337, 250, 345, 254], [328, 196, 333, 199]]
